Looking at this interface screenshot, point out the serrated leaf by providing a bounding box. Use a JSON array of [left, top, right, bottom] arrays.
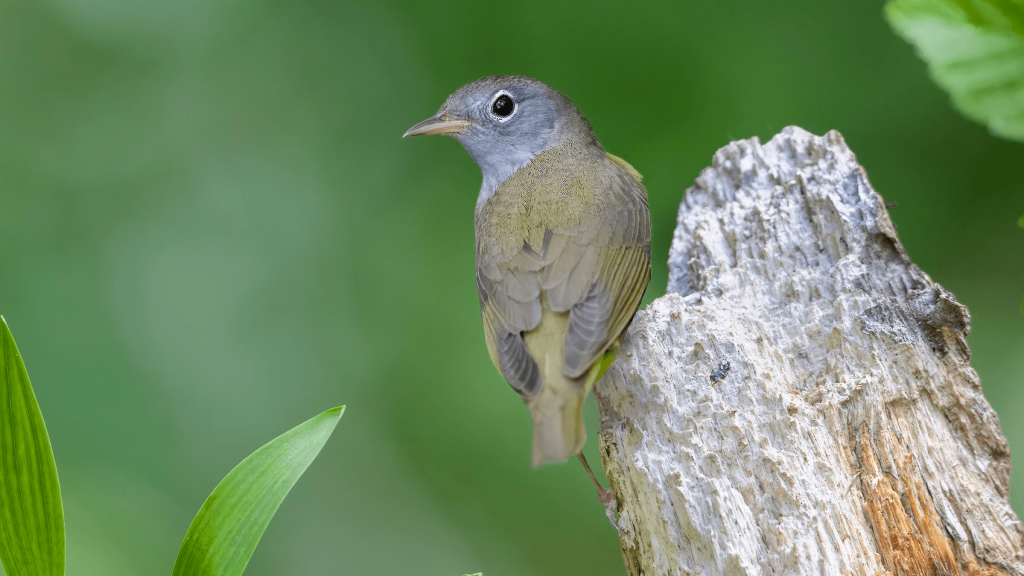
[[886, 0, 1024, 141], [0, 316, 65, 576], [172, 406, 344, 576]]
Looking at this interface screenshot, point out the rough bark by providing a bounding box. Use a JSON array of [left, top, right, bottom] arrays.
[[595, 127, 1024, 576]]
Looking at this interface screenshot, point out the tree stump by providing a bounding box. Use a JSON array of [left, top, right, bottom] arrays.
[[595, 127, 1024, 575]]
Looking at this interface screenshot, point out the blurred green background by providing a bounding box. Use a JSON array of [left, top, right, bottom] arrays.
[[1, 0, 1022, 574]]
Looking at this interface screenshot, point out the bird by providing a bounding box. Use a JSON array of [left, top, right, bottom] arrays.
[[403, 76, 651, 525]]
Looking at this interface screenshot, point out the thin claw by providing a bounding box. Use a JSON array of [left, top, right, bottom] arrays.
[[596, 485, 619, 530], [576, 452, 622, 532]]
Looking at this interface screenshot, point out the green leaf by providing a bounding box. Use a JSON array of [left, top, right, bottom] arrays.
[[172, 406, 344, 576], [0, 316, 65, 576], [886, 0, 1024, 141]]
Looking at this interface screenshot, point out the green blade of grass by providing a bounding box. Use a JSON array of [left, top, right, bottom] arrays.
[[172, 406, 344, 576], [886, 0, 1024, 141], [0, 316, 65, 576]]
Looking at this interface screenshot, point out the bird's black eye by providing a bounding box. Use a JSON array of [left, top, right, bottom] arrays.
[[492, 94, 514, 118]]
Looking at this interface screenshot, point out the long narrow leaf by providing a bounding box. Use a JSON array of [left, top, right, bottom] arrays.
[[172, 406, 344, 576], [0, 316, 65, 576]]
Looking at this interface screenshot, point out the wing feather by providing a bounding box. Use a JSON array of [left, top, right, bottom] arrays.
[[563, 246, 650, 378], [478, 267, 542, 396], [476, 154, 651, 395], [544, 243, 600, 312], [560, 169, 651, 379]]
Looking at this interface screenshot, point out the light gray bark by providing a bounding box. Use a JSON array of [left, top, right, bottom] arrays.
[[595, 127, 1024, 576]]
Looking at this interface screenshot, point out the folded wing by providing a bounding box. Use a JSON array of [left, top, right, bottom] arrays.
[[477, 161, 651, 394]]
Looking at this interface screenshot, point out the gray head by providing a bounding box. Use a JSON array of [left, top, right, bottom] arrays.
[[404, 76, 601, 205]]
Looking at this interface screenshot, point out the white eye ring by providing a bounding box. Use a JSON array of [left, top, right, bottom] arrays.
[[488, 90, 517, 122]]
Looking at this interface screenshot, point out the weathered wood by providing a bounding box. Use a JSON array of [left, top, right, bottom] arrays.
[[596, 127, 1024, 575]]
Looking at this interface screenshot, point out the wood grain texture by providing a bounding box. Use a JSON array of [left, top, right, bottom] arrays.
[[595, 127, 1024, 575]]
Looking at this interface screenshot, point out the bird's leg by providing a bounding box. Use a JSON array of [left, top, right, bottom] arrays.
[[576, 451, 620, 531]]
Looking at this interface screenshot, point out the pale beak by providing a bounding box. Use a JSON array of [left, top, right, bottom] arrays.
[[402, 114, 473, 137]]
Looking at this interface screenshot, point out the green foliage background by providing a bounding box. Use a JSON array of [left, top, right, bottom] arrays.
[[0, 0, 1021, 574]]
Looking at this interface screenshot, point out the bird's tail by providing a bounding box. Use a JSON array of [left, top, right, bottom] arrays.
[[528, 382, 587, 467], [523, 293, 619, 467]]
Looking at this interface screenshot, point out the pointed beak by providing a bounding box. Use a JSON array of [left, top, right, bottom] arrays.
[[402, 114, 473, 138]]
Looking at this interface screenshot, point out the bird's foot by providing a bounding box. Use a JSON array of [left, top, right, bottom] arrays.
[[576, 452, 622, 533], [595, 484, 621, 533]]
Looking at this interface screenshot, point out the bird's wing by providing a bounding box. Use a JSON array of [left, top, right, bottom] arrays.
[[477, 244, 545, 398], [546, 167, 652, 380], [561, 245, 650, 378], [476, 158, 650, 392]]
